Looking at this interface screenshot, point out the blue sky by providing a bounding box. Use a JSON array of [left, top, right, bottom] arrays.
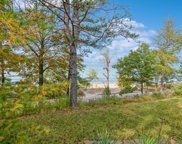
[[117, 0, 182, 30], [83, 0, 182, 84]]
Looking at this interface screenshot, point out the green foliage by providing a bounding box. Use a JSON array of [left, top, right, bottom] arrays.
[[78, 75, 91, 88], [119, 86, 136, 95], [39, 83, 68, 99], [154, 19, 182, 86], [172, 83, 182, 96], [152, 92, 165, 99], [114, 43, 156, 93], [102, 87, 111, 97], [0, 120, 49, 144], [87, 69, 98, 82], [0, 90, 51, 144], [0, 82, 68, 99], [78, 69, 98, 89], [0, 83, 69, 118], [0, 83, 69, 143], [165, 83, 173, 89], [139, 134, 159, 144]]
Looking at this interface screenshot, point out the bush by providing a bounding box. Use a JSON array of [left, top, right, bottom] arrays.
[[102, 87, 111, 97], [78, 89, 85, 97], [165, 83, 173, 89], [0, 119, 50, 144], [152, 92, 164, 99], [39, 82, 68, 99], [5, 82, 69, 99], [0, 97, 50, 144], [119, 86, 136, 95], [173, 84, 182, 96]]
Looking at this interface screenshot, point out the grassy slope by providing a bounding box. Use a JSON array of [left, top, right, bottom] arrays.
[[21, 96, 182, 144]]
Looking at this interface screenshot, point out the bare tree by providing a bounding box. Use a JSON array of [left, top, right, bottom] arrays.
[[102, 48, 110, 89]]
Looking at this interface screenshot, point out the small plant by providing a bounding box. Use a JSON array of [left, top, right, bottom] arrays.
[[138, 134, 159, 144], [94, 130, 116, 144]]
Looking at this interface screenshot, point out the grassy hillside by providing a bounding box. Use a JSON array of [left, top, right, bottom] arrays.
[[19, 96, 182, 143]]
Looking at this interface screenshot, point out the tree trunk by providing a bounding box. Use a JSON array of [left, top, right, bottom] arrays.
[[64, 0, 71, 97], [67, 65, 70, 96], [141, 82, 144, 94], [0, 42, 5, 86], [39, 46, 44, 87], [103, 48, 110, 89], [1, 59, 5, 86], [106, 61, 110, 89], [69, 2, 79, 107], [69, 44, 77, 107], [160, 75, 164, 92], [39, 59, 44, 86], [1, 68, 5, 86]]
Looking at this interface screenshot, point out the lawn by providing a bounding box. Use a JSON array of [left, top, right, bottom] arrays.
[[19, 96, 182, 143]]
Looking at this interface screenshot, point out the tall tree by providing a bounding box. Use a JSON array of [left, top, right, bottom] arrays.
[[18, 4, 63, 86], [155, 19, 182, 91], [0, 0, 23, 85], [36, 0, 137, 107], [114, 43, 156, 94]]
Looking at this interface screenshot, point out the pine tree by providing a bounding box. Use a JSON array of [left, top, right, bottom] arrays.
[[155, 19, 182, 91], [36, 0, 137, 107]]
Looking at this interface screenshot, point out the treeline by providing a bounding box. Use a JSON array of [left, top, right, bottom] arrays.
[[114, 20, 182, 94], [0, 0, 137, 106]]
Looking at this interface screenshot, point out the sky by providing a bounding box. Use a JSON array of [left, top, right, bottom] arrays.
[[82, 0, 182, 84], [117, 0, 182, 30]]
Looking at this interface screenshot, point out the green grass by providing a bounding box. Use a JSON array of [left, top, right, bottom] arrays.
[[19, 96, 182, 143]]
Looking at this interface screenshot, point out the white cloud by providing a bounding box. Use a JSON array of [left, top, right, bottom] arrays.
[[123, 19, 145, 29]]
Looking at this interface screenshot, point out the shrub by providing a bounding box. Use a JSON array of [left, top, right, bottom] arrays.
[[78, 89, 85, 97], [0, 119, 50, 144], [102, 87, 111, 97], [165, 83, 173, 89], [152, 92, 164, 99], [173, 84, 182, 96], [119, 86, 136, 95], [39, 82, 68, 99], [0, 81, 69, 100], [0, 98, 50, 144]]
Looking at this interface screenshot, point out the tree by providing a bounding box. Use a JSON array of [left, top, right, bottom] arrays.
[[18, 4, 63, 86], [36, 0, 137, 107], [155, 19, 182, 91], [114, 43, 156, 94], [0, 0, 23, 85], [87, 69, 98, 83], [102, 48, 110, 89]]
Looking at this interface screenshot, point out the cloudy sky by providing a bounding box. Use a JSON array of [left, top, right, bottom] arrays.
[[82, 0, 182, 84]]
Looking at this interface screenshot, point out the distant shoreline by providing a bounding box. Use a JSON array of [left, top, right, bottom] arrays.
[[89, 83, 119, 89]]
